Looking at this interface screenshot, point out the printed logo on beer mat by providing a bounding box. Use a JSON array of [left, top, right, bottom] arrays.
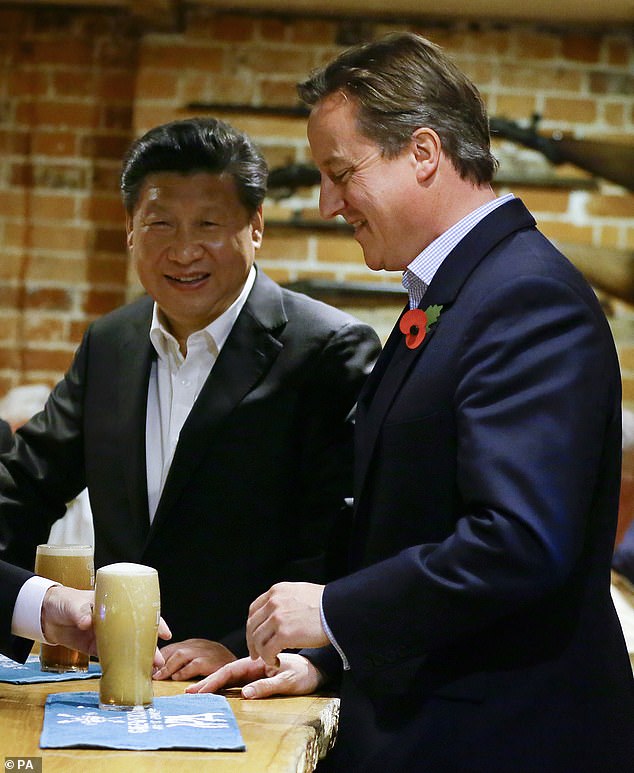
[[40, 691, 246, 751], [0, 655, 101, 684]]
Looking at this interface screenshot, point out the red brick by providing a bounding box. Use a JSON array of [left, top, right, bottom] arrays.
[[24, 315, 67, 343], [562, 33, 602, 64], [514, 32, 559, 61], [85, 255, 128, 285], [0, 347, 21, 370], [24, 288, 73, 311], [80, 133, 132, 161], [8, 70, 48, 98], [21, 348, 74, 373], [140, 42, 223, 71], [31, 130, 78, 157], [84, 194, 125, 224], [93, 228, 126, 252], [543, 97, 597, 123], [30, 224, 90, 252], [15, 101, 99, 129], [30, 193, 78, 221], [82, 289, 126, 315], [0, 129, 31, 154]]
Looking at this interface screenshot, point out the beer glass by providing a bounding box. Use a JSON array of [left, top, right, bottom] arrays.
[[34, 544, 94, 672], [94, 562, 160, 711]]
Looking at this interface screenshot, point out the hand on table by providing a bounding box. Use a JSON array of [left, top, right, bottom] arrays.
[[185, 653, 325, 699], [247, 582, 329, 666], [153, 638, 236, 681]]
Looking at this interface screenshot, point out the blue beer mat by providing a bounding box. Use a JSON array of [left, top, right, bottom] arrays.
[[0, 654, 101, 683], [40, 691, 246, 751]]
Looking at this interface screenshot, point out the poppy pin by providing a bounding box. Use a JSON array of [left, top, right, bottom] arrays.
[[399, 305, 443, 349]]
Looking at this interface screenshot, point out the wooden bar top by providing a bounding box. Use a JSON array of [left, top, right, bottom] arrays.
[[0, 676, 339, 772]]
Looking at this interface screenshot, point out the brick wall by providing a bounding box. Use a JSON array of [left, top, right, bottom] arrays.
[[0, 6, 633, 400]]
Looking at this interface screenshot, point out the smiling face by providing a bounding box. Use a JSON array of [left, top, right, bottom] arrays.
[[127, 171, 263, 345], [307, 92, 429, 272]]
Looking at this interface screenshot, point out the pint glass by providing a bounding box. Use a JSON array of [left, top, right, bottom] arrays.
[[94, 562, 160, 710], [34, 544, 94, 673]]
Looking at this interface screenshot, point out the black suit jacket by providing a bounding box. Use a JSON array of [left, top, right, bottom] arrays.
[[0, 419, 12, 453], [0, 559, 34, 661], [0, 269, 380, 653], [313, 200, 634, 771]]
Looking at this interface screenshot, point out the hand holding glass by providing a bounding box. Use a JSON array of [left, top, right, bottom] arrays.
[[34, 544, 94, 673], [94, 562, 160, 710]]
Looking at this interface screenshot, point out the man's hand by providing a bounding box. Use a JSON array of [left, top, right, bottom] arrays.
[[153, 638, 236, 681], [246, 582, 329, 666], [40, 586, 96, 655], [185, 653, 325, 699], [40, 585, 172, 670]]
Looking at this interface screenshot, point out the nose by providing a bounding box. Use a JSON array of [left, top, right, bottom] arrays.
[[319, 177, 344, 220], [169, 230, 204, 263]]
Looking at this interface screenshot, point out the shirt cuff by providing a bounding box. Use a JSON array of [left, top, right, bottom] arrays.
[[320, 595, 350, 671], [11, 576, 58, 644]]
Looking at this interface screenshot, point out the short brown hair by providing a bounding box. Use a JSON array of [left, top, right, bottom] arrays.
[[298, 32, 497, 185]]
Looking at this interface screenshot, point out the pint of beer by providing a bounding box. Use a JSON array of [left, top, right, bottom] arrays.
[[94, 562, 160, 711], [34, 544, 94, 673]]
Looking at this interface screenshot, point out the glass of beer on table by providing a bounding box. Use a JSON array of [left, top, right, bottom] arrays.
[[94, 562, 160, 711], [34, 544, 94, 673]]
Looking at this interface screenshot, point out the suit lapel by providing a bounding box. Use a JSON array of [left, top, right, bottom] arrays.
[[355, 199, 536, 506], [118, 298, 155, 548], [147, 270, 286, 536]]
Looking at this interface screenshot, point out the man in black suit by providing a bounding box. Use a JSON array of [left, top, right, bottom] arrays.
[[0, 118, 380, 679], [189, 33, 634, 771]]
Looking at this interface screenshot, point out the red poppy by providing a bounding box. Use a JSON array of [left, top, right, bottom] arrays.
[[399, 308, 428, 349]]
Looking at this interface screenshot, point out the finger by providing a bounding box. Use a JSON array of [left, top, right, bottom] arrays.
[[153, 650, 188, 680], [246, 604, 271, 660], [241, 672, 292, 700], [158, 618, 172, 641], [152, 647, 166, 670], [169, 660, 208, 681], [77, 612, 93, 630], [185, 658, 263, 694]]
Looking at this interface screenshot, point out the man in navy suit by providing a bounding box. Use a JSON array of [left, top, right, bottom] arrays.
[[189, 32, 634, 771], [0, 118, 380, 679]]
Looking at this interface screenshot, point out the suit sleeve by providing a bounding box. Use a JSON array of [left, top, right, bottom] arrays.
[[0, 332, 89, 571], [277, 319, 380, 583], [0, 560, 36, 662], [219, 319, 380, 657], [322, 273, 620, 675]]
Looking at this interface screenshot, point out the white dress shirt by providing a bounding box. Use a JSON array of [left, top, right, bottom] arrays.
[[11, 575, 57, 644]]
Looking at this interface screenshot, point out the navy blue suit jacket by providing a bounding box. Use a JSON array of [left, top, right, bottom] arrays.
[[316, 199, 634, 771]]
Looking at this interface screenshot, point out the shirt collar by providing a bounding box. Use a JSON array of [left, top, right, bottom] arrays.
[[402, 193, 515, 308], [149, 264, 257, 363]]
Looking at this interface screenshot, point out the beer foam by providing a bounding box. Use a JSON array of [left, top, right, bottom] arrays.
[[36, 544, 93, 556], [97, 562, 156, 576]]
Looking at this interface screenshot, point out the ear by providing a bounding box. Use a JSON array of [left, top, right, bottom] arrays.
[[411, 127, 442, 183], [251, 206, 264, 249], [125, 212, 134, 251]]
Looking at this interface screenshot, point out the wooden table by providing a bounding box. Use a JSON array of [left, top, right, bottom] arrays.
[[0, 676, 339, 772]]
